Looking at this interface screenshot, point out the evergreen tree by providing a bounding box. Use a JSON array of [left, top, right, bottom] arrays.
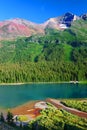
[[0, 112, 5, 122], [6, 111, 13, 124]]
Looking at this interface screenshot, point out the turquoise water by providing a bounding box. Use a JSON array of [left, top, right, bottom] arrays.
[[0, 83, 87, 108]]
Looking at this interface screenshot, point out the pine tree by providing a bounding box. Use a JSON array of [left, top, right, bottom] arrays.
[[6, 111, 13, 124], [0, 112, 5, 122]]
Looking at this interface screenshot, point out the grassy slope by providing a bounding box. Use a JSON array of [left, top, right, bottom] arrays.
[[63, 44, 73, 61], [0, 41, 43, 63], [26, 43, 43, 61]]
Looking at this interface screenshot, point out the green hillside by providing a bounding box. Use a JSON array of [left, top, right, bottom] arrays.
[[0, 40, 43, 63], [0, 19, 87, 83], [0, 19, 87, 63]]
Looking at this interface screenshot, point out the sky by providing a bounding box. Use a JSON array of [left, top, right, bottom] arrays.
[[0, 0, 87, 23]]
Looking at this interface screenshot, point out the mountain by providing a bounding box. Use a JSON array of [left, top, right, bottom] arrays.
[[0, 14, 87, 63], [0, 12, 84, 40], [0, 12, 87, 82], [0, 12, 87, 64], [0, 18, 44, 40], [43, 12, 80, 30]]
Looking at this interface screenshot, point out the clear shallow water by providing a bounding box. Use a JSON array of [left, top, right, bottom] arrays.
[[0, 83, 87, 108]]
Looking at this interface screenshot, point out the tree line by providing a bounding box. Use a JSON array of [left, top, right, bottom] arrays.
[[0, 61, 87, 83]]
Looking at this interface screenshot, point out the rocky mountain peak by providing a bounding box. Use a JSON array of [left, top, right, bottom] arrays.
[[61, 12, 80, 27], [81, 13, 87, 20], [43, 12, 79, 30]]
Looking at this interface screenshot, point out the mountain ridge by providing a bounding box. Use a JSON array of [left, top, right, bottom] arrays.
[[0, 12, 86, 40]]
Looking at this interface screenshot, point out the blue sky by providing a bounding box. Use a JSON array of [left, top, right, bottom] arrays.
[[0, 0, 87, 23]]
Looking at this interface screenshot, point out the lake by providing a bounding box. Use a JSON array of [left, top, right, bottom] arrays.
[[0, 83, 87, 108]]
